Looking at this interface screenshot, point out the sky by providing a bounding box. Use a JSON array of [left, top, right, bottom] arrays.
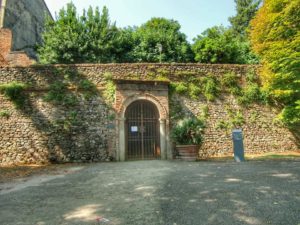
[[44, 0, 236, 42]]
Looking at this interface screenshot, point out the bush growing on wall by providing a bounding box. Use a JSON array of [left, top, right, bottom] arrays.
[[0, 82, 28, 108]]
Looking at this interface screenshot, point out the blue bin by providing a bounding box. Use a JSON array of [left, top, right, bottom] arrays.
[[232, 129, 245, 162]]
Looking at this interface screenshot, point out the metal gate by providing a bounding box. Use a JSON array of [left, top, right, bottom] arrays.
[[125, 100, 160, 160]]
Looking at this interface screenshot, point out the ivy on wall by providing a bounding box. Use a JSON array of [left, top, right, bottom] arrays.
[[102, 72, 116, 105], [168, 69, 269, 105]]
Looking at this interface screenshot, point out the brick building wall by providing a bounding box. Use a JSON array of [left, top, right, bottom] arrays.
[[0, 0, 52, 58], [0, 28, 34, 66]]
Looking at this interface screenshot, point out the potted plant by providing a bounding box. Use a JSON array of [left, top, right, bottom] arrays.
[[171, 117, 205, 160]]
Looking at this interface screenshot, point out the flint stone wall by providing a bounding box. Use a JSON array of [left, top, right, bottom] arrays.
[[0, 63, 298, 165]]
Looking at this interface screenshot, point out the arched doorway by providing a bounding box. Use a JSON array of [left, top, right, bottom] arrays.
[[125, 100, 160, 160]]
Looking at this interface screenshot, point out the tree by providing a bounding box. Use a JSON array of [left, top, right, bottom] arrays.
[[229, 0, 262, 38], [192, 0, 261, 64], [38, 3, 120, 64], [113, 27, 138, 63], [192, 26, 258, 64], [38, 3, 83, 63], [131, 18, 194, 63], [81, 6, 119, 63], [250, 0, 300, 126]]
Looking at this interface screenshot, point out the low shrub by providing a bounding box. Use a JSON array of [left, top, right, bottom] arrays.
[[171, 117, 205, 145]]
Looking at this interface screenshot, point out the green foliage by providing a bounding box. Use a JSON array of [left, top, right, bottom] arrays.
[[192, 0, 261, 64], [0, 82, 27, 108], [171, 71, 267, 105], [189, 83, 202, 100], [245, 69, 259, 83], [103, 72, 113, 81], [229, 0, 262, 38], [238, 83, 262, 105], [277, 101, 300, 126], [217, 107, 245, 130], [221, 72, 242, 95], [198, 105, 210, 120], [174, 71, 199, 80], [192, 26, 259, 64], [107, 113, 116, 121], [171, 117, 205, 145], [44, 82, 78, 106], [37, 1, 262, 64], [38, 3, 120, 63], [216, 120, 231, 130], [250, 0, 300, 126], [78, 79, 98, 99], [103, 80, 116, 104], [227, 108, 245, 128], [131, 18, 194, 62], [200, 75, 220, 101], [38, 7, 194, 63], [155, 76, 170, 82], [0, 110, 10, 119], [237, 70, 268, 105], [172, 82, 189, 95]]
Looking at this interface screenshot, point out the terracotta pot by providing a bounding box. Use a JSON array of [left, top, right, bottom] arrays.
[[175, 145, 199, 160]]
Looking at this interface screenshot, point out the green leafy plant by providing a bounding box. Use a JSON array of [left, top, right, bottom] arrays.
[[103, 80, 116, 104], [171, 118, 205, 145], [216, 119, 231, 130], [103, 72, 113, 81], [173, 82, 189, 95], [0, 110, 10, 119], [189, 83, 202, 100], [238, 83, 262, 105], [230, 110, 245, 128], [79, 79, 98, 99], [200, 75, 220, 101], [44, 82, 78, 106], [221, 72, 242, 95], [245, 69, 258, 83], [0, 82, 28, 108], [155, 75, 170, 82], [156, 69, 169, 77], [198, 105, 210, 120], [217, 107, 245, 131]]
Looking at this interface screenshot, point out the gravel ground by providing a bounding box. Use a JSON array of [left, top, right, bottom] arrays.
[[0, 160, 299, 225]]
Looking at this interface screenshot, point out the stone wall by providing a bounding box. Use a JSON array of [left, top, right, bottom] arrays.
[[0, 63, 299, 165], [0, 63, 252, 86], [0, 89, 116, 165], [176, 96, 297, 157]]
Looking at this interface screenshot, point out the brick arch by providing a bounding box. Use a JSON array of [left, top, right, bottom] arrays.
[[118, 93, 168, 120]]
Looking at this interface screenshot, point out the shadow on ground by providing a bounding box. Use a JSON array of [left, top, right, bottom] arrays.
[[0, 160, 299, 225]]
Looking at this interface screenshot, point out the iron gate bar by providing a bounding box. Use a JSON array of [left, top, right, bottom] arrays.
[[125, 100, 159, 160]]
